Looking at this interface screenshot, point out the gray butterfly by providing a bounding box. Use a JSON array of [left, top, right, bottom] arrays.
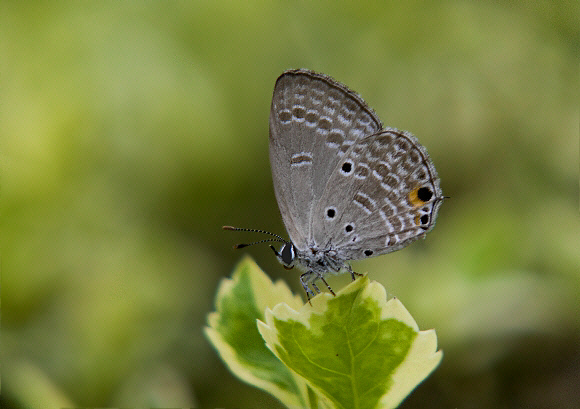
[[225, 69, 444, 298]]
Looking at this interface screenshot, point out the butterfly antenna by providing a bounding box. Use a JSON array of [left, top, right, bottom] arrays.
[[232, 238, 286, 249], [222, 226, 287, 249]]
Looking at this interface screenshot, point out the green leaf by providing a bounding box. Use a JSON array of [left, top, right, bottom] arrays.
[[206, 257, 442, 409], [204, 256, 311, 409], [258, 274, 442, 409]]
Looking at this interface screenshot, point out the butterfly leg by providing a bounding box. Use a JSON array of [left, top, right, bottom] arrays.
[[310, 281, 321, 294], [300, 271, 336, 302], [300, 271, 317, 303], [346, 265, 363, 281], [317, 274, 336, 296]]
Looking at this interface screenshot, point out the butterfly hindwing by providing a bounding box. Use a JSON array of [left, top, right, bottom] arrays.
[[311, 128, 443, 260]]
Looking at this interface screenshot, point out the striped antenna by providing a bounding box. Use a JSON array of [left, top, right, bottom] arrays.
[[222, 225, 287, 249]]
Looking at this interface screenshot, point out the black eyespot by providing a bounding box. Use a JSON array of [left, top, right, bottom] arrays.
[[341, 162, 352, 173], [364, 249, 373, 257], [326, 208, 336, 218], [345, 224, 353, 233], [417, 187, 433, 202], [420, 215, 429, 225]]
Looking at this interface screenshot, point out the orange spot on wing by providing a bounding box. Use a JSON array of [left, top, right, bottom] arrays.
[[408, 186, 426, 208]]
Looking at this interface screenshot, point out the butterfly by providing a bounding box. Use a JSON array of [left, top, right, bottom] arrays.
[[225, 69, 444, 298]]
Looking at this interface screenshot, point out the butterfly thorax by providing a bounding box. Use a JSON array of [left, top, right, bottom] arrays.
[[294, 244, 347, 274], [274, 240, 347, 274]]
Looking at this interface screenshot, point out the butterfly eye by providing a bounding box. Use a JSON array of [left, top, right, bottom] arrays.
[[280, 243, 295, 266]]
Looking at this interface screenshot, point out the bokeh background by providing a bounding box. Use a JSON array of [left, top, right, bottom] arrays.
[[2, 1, 578, 408]]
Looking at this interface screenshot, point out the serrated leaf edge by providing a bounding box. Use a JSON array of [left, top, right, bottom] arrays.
[[257, 275, 442, 409]]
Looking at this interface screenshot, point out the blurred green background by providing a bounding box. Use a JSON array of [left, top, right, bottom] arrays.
[[2, 1, 578, 408]]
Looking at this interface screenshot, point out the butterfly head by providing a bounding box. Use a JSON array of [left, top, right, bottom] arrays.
[[270, 242, 296, 270]]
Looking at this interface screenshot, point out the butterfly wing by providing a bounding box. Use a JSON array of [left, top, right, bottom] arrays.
[[269, 69, 382, 249], [311, 128, 443, 260]]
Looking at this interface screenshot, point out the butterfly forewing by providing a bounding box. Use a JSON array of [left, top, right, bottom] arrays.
[[269, 69, 382, 249]]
